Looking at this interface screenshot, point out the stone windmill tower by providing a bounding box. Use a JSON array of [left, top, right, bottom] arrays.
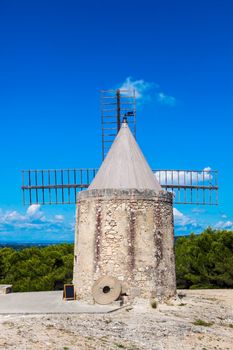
[[21, 89, 218, 304], [73, 118, 175, 304]]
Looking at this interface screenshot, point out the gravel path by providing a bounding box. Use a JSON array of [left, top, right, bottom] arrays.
[[0, 289, 233, 350]]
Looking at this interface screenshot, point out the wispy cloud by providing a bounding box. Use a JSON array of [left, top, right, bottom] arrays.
[[173, 207, 233, 235], [54, 214, 64, 222], [118, 77, 155, 100], [118, 77, 176, 106], [156, 92, 176, 106], [215, 220, 233, 230], [191, 207, 206, 214], [173, 207, 201, 233]]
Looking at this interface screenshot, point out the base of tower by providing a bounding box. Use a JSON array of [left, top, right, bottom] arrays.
[[73, 189, 176, 305]]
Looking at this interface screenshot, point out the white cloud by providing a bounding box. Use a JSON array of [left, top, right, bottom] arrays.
[[118, 76, 154, 100], [118, 77, 176, 106], [26, 204, 40, 216], [215, 220, 233, 230], [192, 208, 206, 214], [54, 215, 64, 222], [4, 211, 24, 222], [173, 208, 192, 226], [174, 208, 233, 234], [155, 167, 213, 186], [26, 204, 45, 221], [0, 206, 74, 242], [156, 92, 176, 106], [173, 207, 201, 233], [173, 208, 184, 219]]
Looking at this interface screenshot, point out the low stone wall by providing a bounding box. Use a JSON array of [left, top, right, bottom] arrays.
[[0, 285, 13, 294], [73, 189, 176, 303]]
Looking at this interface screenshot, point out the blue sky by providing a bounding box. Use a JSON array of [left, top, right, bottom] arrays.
[[0, 0, 232, 242]]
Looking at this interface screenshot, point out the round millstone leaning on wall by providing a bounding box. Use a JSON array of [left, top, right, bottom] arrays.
[[73, 188, 176, 304]]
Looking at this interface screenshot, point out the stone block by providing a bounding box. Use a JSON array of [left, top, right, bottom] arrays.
[[0, 285, 13, 294]]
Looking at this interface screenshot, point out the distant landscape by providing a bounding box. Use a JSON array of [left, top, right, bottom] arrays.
[[0, 242, 71, 251], [0, 235, 190, 250], [0, 243, 57, 250], [0, 228, 233, 292]]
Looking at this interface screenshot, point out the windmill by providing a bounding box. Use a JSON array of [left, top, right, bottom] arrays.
[[21, 88, 219, 304], [21, 89, 218, 207]]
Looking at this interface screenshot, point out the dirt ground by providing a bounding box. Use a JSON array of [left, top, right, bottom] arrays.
[[0, 289, 233, 350]]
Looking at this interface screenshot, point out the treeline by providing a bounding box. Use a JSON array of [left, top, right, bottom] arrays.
[[0, 228, 233, 292], [176, 228, 233, 289], [0, 244, 74, 292]]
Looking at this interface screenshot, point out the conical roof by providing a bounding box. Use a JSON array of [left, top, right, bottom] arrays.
[[89, 120, 161, 191]]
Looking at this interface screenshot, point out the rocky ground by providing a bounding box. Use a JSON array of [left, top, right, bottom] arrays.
[[0, 289, 233, 350]]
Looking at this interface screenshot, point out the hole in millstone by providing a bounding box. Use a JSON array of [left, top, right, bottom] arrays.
[[103, 286, 111, 294]]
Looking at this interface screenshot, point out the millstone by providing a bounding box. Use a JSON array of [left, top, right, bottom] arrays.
[[92, 276, 121, 305]]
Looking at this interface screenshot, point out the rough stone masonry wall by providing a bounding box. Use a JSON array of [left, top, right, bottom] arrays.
[[73, 189, 176, 303]]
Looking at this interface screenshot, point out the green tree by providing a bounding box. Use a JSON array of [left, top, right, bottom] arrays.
[[176, 228, 233, 289], [0, 244, 74, 292]]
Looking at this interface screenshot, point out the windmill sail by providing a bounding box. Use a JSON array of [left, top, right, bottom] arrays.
[[21, 88, 218, 206], [22, 168, 218, 205], [101, 89, 136, 160]]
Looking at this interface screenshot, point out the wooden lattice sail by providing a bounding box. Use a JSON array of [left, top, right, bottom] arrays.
[[21, 89, 218, 206]]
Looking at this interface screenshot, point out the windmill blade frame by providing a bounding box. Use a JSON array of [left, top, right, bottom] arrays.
[[21, 88, 218, 206], [101, 89, 136, 160], [21, 168, 218, 205]]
